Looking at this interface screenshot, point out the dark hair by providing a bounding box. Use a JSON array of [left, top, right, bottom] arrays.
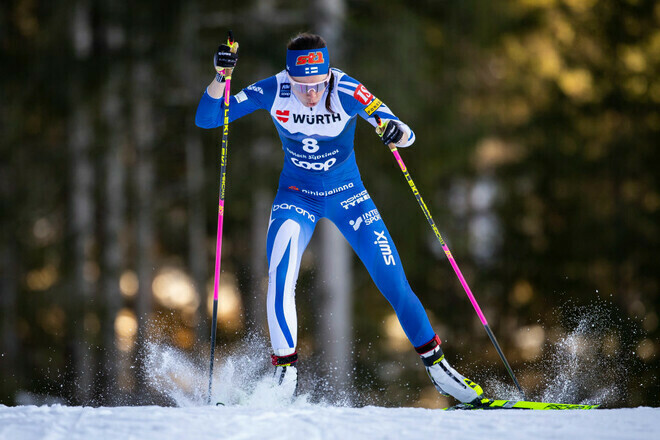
[[287, 33, 335, 113], [287, 33, 327, 51]]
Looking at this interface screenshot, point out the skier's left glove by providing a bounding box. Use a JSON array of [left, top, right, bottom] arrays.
[[379, 119, 406, 146]]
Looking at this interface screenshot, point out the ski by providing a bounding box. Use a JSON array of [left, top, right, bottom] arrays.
[[443, 399, 600, 411]]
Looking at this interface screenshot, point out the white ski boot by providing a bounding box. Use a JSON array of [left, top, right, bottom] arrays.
[[417, 335, 483, 404], [271, 352, 298, 399]]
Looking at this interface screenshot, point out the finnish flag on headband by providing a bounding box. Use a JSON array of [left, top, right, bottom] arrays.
[[286, 47, 330, 77]]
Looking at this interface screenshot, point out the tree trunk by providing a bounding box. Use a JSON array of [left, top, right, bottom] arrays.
[[245, 2, 283, 334], [178, 2, 209, 344], [100, 59, 127, 404], [131, 57, 155, 402], [311, 0, 353, 396], [0, 163, 19, 402], [186, 130, 208, 342], [68, 0, 95, 404], [248, 187, 271, 331]]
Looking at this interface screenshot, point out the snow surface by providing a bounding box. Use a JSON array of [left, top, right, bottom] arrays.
[[4, 308, 656, 440], [1, 404, 658, 440]]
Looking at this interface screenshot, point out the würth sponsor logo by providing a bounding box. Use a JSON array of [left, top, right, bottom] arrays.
[[275, 110, 290, 123], [374, 230, 395, 265], [291, 113, 342, 125], [275, 111, 340, 125], [296, 51, 325, 65]]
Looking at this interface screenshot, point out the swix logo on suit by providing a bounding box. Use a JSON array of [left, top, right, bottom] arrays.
[[374, 230, 396, 266]]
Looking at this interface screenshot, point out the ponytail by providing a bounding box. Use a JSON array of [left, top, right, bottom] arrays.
[[325, 71, 335, 114]]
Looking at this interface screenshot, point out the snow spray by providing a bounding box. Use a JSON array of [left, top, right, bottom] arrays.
[[144, 332, 362, 408], [482, 300, 644, 407]]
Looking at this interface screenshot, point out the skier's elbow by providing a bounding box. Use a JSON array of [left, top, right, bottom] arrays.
[[404, 130, 416, 147], [195, 112, 217, 129], [195, 91, 224, 128], [397, 126, 415, 148]]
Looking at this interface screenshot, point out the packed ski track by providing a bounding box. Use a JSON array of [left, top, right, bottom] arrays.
[[1, 403, 658, 440]]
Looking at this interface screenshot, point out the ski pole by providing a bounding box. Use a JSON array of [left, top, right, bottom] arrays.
[[207, 31, 239, 405], [374, 115, 525, 398]]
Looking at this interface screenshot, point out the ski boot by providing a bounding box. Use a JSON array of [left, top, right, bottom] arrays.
[[271, 352, 298, 399], [416, 335, 484, 404]]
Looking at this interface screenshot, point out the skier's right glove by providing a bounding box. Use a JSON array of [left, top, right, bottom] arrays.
[[380, 119, 405, 146], [214, 44, 238, 79]]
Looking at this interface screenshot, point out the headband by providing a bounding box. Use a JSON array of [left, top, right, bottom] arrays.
[[286, 47, 330, 77]]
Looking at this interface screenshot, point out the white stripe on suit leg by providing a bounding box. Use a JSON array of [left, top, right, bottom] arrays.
[[267, 219, 302, 353]]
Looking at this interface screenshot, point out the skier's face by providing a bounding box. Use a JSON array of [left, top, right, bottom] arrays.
[[288, 72, 330, 108]]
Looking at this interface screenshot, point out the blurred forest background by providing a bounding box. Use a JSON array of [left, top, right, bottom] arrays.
[[1, 0, 659, 408]]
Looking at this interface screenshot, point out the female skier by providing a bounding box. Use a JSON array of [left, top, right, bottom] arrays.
[[195, 33, 484, 405]]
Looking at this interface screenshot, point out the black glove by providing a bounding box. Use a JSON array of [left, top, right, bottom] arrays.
[[214, 44, 238, 73], [381, 120, 404, 146]]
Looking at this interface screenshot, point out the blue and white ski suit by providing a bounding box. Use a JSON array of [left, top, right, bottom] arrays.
[[196, 68, 435, 355]]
